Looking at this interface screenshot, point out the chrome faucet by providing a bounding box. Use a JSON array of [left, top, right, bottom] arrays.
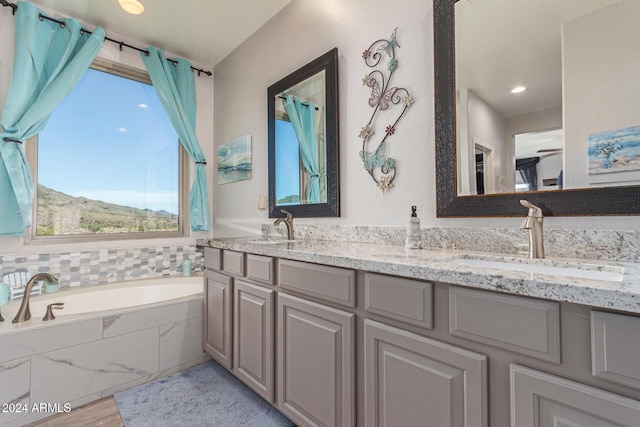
[[12, 273, 58, 324], [273, 209, 294, 240], [520, 200, 544, 259]]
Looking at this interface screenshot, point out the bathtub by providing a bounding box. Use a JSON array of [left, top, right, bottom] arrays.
[[1, 275, 203, 326], [0, 275, 208, 427]]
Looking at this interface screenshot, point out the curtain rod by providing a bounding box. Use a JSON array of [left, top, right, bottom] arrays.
[[278, 95, 319, 111], [0, 0, 212, 77]]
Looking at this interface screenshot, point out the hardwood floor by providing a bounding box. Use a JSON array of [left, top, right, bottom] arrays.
[[25, 397, 124, 427]]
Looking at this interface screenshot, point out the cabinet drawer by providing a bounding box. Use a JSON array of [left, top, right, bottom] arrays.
[[222, 250, 245, 276], [449, 287, 560, 363], [278, 259, 356, 307], [364, 272, 433, 329], [246, 254, 275, 285], [592, 311, 640, 389], [204, 247, 222, 271]]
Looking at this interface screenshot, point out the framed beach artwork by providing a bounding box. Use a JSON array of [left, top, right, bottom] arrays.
[[588, 125, 640, 175], [217, 135, 252, 184]]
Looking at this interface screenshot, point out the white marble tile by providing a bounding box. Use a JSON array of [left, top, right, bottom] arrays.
[[0, 357, 30, 426], [0, 319, 103, 363], [31, 328, 159, 404], [102, 298, 203, 338], [159, 316, 205, 371]]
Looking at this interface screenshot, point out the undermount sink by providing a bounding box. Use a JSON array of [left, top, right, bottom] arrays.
[[244, 237, 293, 245], [455, 255, 625, 282]]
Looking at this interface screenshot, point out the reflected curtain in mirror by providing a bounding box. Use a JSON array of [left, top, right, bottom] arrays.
[[516, 157, 540, 192], [283, 95, 322, 204]]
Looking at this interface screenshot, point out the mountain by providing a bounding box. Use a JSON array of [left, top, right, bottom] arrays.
[[36, 184, 178, 235], [276, 194, 300, 205]]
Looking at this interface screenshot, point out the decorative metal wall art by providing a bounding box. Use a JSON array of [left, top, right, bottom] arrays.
[[359, 27, 413, 192]]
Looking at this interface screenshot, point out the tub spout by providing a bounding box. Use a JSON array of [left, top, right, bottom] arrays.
[[12, 273, 58, 324]]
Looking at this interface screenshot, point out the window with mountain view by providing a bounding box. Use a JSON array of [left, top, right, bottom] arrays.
[[30, 61, 184, 240]]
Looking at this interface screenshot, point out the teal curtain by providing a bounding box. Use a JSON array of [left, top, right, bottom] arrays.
[[141, 47, 210, 232], [0, 1, 105, 235], [283, 95, 320, 203]]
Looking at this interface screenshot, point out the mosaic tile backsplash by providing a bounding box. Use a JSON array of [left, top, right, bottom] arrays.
[[0, 245, 203, 288]]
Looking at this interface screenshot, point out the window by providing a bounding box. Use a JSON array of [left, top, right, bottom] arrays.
[[275, 118, 301, 205], [27, 59, 186, 242]]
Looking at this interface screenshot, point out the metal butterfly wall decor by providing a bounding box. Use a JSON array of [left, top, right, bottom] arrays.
[[359, 27, 413, 192]]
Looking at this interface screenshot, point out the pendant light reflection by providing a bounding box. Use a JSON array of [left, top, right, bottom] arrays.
[[118, 0, 145, 15]]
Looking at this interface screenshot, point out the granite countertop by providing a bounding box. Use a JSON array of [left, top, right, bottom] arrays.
[[204, 237, 640, 315]]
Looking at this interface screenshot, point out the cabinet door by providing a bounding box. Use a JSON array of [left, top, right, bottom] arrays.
[[510, 364, 640, 427], [204, 270, 233, 369], [277, 293, 355, 427], [233, 280, 274, 403], [364, 319, 487, 427]]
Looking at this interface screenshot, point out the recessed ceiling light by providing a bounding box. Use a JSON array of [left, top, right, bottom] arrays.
[[511, 86, 526, 94], [118, 0, 145, 15]]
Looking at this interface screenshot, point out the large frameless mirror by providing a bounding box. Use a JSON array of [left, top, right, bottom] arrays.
[[434, 0, 640, 217], [268, 48, 339, 218]]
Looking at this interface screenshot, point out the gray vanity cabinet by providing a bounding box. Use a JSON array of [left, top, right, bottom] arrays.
[[203, 246, 640, 427], [277, 292, 355, 427], [364, 319, 488, 427], [233, 280, 274, 403], [510, 364, 640, 426], [203, 269, 233, 369]]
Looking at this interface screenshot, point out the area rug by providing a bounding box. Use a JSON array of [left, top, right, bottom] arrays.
[[114, 360, 294, 427]]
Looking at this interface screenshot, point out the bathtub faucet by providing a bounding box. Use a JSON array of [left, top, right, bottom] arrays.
[[12, 273, 58, 324]]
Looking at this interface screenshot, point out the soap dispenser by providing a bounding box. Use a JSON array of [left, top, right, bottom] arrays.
[[405, 206, 423, 249]]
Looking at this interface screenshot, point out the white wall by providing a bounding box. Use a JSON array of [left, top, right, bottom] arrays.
[[213, 0, 434, 235], [0, 7, 214, 254], [465, 89, 507, 195], [214, 0, 639, 232]]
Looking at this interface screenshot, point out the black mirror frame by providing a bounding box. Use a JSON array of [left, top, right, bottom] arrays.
[[434, 0, 640, 217], [267, 48, 340, 218]]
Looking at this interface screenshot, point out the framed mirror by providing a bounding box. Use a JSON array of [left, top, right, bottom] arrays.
[[434, 0, 640, 217], [267, 48, 339, 218]]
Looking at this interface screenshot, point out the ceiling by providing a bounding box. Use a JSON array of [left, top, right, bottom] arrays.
[[454, 0, 620, 120], [23, 0, 293, 68]]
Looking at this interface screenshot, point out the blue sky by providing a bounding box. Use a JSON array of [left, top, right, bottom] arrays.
[[38, 68, 180, 214]]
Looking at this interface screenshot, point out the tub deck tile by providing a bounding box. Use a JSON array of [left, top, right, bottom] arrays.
[[0, 319, 103, 363]]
